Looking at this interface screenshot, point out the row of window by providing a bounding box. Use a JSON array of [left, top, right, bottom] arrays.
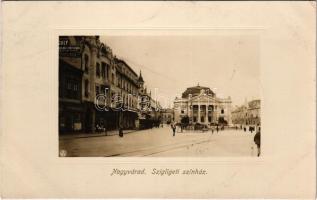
[[117, 76, 138, 94], [83, 54, 141, 103], [84, 54, 115, 83], [60, 79, 81, 100], [84, 53, 139, 92], [191, 109, 225, 114], [111, 93, 138, 109]]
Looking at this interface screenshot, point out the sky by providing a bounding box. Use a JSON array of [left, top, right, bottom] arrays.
[[100, 35, 260, 108]]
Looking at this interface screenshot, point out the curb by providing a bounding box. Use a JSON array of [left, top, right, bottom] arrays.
[[60, 130, 139, 140]]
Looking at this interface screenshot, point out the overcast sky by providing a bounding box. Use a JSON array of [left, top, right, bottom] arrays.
[[101, 35, 260, 108]]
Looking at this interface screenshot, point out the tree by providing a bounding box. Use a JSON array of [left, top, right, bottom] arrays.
[[181, 115, 190, 126]]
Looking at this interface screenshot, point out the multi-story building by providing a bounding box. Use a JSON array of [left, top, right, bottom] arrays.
[[246, 99, 261, 126], [59, 36, 83, 133], [114, 58, 140, 129], [231, 99, 261, 127], [59, 35, 163, 134], [231, 105, 248, 126], [173, 84, 232, 126]]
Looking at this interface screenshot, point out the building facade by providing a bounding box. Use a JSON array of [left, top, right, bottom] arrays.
[[161, 108, 174, 124], [173, 85, 232, 126], [231, 99, 261, 127], [59, 36, 162, 134]]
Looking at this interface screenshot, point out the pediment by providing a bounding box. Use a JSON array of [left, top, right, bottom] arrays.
[[190, 94, 216, 103]]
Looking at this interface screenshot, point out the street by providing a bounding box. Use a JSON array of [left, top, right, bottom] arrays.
[[60, 126, 258, 157]]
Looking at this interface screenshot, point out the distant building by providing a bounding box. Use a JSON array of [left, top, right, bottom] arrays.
[[246, 100, 261, 126], [173, 85, 232, 126], [231, 105, 247, 126], [161, 108, 174, 124], [231, 99, 261, 127]]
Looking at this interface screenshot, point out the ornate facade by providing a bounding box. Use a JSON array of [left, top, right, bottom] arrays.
[[59, 36, 161, 134], [173, 85, 232, 126]]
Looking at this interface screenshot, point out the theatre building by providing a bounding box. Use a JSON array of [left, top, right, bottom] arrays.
[[173, 85, 232, 126]]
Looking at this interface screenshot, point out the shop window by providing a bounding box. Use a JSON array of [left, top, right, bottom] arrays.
[[201, 116, 205, 122]]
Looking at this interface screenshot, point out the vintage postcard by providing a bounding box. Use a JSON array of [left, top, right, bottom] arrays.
[[58, 34, 261, 157], [1, 1, 316, 199]]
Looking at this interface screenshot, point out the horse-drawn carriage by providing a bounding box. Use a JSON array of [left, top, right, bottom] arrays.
[[176, 122, 209, 132]]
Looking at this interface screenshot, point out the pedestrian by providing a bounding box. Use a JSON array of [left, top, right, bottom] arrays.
[[211, 127, 214, 134], [119, 126, 123, 137], [171, 123, 176, 136], [254, 127, 261, 156], [216, 125, 219, 133]]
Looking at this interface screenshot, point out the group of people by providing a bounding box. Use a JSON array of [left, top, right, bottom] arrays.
[[170, 123, 225, 136], [170, 122, 261, 157]]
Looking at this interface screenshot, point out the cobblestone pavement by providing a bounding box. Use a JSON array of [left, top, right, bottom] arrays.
[[59, 126, 258, 157]]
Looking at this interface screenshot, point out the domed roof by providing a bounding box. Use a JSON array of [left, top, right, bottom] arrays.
[[182, 84, 215, 98]]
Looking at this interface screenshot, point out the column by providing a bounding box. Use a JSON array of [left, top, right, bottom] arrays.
[[198, 104, 201, 123], [213, 105, 216, 123], [205, 104, 208, 125]]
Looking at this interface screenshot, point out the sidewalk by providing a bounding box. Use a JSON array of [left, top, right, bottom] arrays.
[[60, 129, 138, 140]]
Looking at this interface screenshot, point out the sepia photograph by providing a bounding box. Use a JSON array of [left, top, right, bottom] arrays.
[[1, 1, 315, 198], [59, 34, 261, 157]]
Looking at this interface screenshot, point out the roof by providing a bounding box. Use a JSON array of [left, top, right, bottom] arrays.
[[182, 85, 215, 98], [232, 105, 247, 113], [114, 57, 138, 77], [248, 99, 261, 109], [138, 71, 144, 83]]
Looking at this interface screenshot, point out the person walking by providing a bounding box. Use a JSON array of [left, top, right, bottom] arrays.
[[119, 126, 123, 137], [171, 123, 176, 137], [254, 127, 261, 156]]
